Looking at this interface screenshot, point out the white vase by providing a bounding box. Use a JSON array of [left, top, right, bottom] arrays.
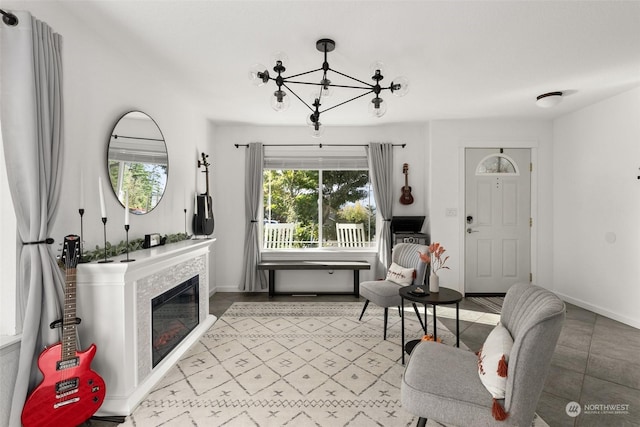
[[429, 272, 440, 293]]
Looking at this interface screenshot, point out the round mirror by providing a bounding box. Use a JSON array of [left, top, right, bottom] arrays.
[[107, 111, 168, 215]]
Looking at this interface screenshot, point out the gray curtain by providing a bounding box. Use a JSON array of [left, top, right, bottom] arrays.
[[239, 142, 267, 290], [1, 12, 66, 427], [366, 143, 394, 278]]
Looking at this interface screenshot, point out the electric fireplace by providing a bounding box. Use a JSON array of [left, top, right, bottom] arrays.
[[151, 275, 199, 367]]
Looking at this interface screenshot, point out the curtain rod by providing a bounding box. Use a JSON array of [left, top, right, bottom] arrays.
[[1, 9, 19, 26], [234, 143, 406, 148]]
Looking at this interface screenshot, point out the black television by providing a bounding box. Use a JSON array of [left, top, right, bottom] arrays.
[[391, 216, 425, 234]]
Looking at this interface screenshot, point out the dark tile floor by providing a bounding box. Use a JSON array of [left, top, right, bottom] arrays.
[[211, 292, 640, 427]]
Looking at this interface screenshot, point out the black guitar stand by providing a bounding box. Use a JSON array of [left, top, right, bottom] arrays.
[[50, 317, 81, 329]]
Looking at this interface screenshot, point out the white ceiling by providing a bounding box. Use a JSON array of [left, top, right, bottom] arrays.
[[61, 0, 640, 126]]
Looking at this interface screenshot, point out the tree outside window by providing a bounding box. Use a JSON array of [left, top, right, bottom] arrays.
[[263, 169, 376, 248], [109, 161, 167, 214]]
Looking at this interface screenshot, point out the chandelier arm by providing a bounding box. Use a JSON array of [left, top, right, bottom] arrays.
[[283, 80, 370, 91], [282, 83, 315, 113], [284, 68, 323, 80], [319, 90, 374, 115], [324, 83, 374, 90], [328, 68, 374, 88]]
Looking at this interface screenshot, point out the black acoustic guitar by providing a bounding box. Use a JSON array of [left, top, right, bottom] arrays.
[[193, 152, 215, 235]]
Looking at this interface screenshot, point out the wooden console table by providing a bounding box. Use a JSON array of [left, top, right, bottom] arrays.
[[257, 260, 370, 296]]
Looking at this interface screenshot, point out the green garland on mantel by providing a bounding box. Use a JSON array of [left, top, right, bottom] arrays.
[[82, 232, 191, 262]]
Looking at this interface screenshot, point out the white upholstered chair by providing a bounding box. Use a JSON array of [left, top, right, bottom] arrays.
[[358, 242, 429, 340], [402, 283, 566, 426]]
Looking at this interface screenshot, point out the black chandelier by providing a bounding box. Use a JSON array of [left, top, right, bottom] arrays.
[[249, 39, 409, 137]]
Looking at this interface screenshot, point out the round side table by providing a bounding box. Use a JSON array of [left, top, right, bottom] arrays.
[[399, 285, 462, 364]]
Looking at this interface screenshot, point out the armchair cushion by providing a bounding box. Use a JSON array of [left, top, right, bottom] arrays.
[[402, 341, 499, 426], [386, 262, 415, 285], [478, 323, 513, 399], [359, 280, 402, 308]]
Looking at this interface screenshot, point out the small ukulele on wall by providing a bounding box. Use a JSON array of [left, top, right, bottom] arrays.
[[400, 163, 414, 205]]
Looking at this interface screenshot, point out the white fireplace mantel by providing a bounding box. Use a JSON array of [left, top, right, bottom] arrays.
[[76, 238, 216, 416]]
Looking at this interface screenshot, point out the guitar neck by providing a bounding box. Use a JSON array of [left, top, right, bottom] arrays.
[[61, 267, 78, 361], [204, 168, 210, 196]]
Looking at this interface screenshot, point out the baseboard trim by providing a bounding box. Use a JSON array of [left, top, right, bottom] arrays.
[[554, 291, 640, 329], [212, 285, 268, 293]]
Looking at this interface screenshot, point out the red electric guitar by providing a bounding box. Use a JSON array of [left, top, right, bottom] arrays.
[[400, 163, 414, 205], [21, 235, 106, 427]]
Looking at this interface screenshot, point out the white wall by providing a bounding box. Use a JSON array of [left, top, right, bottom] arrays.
[[0, 3, 209, 424], [428, 119, 554, 293], [553, 87, 640, 328], [210, 123, 429, 291], [1, 1, 209, 250]]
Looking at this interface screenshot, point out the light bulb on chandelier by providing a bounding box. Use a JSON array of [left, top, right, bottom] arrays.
[[320, 77, 333, 97], [391, 76, 409, 97], [369, 97, 387, 118], [310, 121, 325, 138], [271, 89, 290, 112], [249, 63, 269, 87]]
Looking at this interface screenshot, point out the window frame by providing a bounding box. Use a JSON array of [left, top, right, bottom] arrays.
[[0, 122, 18, 340], [261, 147, 378, 252]]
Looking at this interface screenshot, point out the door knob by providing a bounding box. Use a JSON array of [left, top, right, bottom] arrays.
[[467, 228, 479, 234], [466, 215, 473, 224]]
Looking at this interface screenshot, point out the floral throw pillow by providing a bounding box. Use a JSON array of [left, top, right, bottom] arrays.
[[477, 323, 513, 420], [385, 262, 414, 285]]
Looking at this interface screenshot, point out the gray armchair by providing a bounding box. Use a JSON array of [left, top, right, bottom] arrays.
[[401, 283, 565, 426], [358, 242, 429, 340]]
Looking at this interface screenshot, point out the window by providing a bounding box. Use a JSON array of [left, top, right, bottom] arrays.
[[0, 121, 17, 337], [262, 152, 376, 249], [476, 154, 519, 175]]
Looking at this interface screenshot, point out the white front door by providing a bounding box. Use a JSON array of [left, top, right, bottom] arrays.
[[465, 148, 531, 293]]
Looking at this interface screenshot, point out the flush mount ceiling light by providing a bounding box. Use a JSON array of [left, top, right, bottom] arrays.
[[249, 38, 409, 137], [536, 91, 563, 108]]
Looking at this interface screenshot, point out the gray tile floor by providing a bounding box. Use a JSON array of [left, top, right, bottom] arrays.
[[210, 292, 640, 427]]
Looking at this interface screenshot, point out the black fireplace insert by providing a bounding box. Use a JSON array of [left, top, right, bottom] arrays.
[[151, 275, 199, 367]]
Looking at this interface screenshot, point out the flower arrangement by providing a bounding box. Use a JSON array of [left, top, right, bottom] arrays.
[[418, 242, 450, 274]]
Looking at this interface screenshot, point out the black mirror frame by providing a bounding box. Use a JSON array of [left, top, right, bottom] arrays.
[[106, 110, 169, 215]]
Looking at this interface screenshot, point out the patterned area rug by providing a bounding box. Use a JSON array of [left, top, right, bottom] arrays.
[[120, 302, 546, 427], [120, 302, 460, 426]]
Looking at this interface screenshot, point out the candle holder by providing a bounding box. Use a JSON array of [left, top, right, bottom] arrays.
[[98, 217, 113, 263], [78, 208, 89, 263], [184, 208, 188, 236], [121, 224, 135, 262]]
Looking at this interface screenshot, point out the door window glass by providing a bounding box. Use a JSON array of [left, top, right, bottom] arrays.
[[476, 154, 519, 175]]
